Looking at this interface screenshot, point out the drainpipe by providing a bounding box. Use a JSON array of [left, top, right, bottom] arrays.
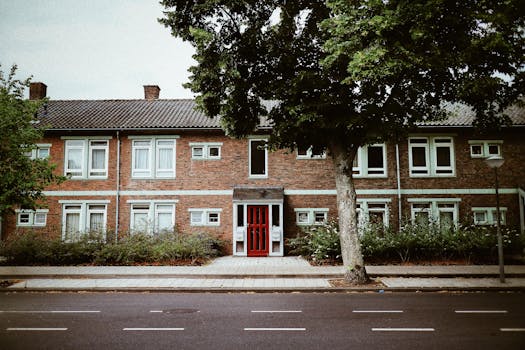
[[395, 143, 402, 230], [115, 130, 121, 242]]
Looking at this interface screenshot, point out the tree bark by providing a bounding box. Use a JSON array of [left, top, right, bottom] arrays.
[[329, 141, 369, 284]]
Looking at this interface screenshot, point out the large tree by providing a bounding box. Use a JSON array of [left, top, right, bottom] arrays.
[[160, 0, 524, 283], [0, 64, 64, 218]]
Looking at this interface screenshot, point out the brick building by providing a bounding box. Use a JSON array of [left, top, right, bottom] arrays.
[[2, 83, 525, 256]]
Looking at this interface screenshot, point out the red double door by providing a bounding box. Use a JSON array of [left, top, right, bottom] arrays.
[[247, 205, 269, 257]]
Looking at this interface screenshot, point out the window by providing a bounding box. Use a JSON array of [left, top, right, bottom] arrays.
[[297, 146, 326, 159], [409, 199, 460, 228], [131, 137, 176, 178], [472, 207, 507, 225], [353, 144, 387, 177], [249, 139, 267, 178], [189, 208, 222, 226], [190, 143, 222, 160], [25, 144, 51, 160], [295, 208, 329, 225], [408, 137, 454, 176], [64, 139, 109, 179], [469, 140, 503, 158], [16, 209, 48, 227], [129, 201, 176, 234], [61, 201, 108, 241], [355, 200, 390, 230]]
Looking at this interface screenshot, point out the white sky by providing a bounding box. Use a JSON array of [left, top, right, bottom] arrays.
[[0, 0, 196, 100]]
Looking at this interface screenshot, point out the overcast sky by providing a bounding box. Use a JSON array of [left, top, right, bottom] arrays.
[[0, 0, 196, 100]]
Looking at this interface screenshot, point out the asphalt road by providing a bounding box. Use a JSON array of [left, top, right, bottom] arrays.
[[0, 292, 524, 349]]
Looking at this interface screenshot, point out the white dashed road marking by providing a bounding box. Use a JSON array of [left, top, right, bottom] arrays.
[[500, 328, 525, 332], [353, 310, 403, 313], [251, 310, 302, 313], [123, 328, 184, 331], [372, 328, 434, 332], [244, 328, 306, 331], [7, 328, 68, 331], [455, 310, 508, 314], [0, 310, 100, 314]]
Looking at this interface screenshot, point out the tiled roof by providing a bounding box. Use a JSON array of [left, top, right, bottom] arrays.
[[36, 99, 524, 130]]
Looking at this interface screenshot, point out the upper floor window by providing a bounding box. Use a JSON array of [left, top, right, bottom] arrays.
[[16, 209, 48, 227], [129, 201, 176, 234], [189, 208, 222, 226], [249, 139, 267, 178], [297, 146, 326, 159], [408, 137, 455, 177], [409, 198, 459, 230], [25, 144, 51, 160], [469, 140, 502, 158], [64, 138, 109, 179], [295, 208, 329, 225], [131, 137, 177, 179], [353, 144, 387, 177], [190, 142, 222, 160], [61, 201, 108, 241]]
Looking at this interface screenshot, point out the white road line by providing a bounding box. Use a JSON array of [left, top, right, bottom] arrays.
[[500, 328, 525, 332], [0, 310, 100, 314], [149, 310, 163, 313], [244, 328, 306, 331], [353, 310, 403, 313], [7, 328, 68, 331], [455, 310, 508, 314], [251, 310, 303, 313], [372, 328, 435, 332], [123, 328, 184, 331]]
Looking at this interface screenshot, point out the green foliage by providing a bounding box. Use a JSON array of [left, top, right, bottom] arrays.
[[0, 231, 226, 266], [0, 64, 65, 216], [288, 221, 524, 264]]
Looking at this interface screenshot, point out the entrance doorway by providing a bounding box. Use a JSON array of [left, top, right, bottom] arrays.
[[247, 205, 269, 256]]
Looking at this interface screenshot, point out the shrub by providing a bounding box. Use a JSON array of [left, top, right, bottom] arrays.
[[0, 231, 226, 266], [287, 220, 341, 263]]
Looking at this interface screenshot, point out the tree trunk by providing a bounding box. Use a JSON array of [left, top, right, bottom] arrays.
[[329, 141, 369, 284]]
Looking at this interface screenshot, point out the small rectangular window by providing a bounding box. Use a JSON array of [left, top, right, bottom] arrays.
[[314, 211, 327, 224], [208, 146, 220, 158], [469, 140, 503, 158], [470, 144, 483, 157], [297, 212, 309, 224], [192, 147, 204, 158], [272, 205, 280, 226], [237, 205, 244, 226], [190, 143, 222, 160]]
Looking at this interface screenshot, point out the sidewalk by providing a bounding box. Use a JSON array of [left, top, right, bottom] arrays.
[[1, 256, 525, 292]]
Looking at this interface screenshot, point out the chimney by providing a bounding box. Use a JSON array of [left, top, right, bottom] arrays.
[[29, 82, 47, 100], [144, 85, 160, 100]]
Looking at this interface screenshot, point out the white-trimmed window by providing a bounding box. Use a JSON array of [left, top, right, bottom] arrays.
[[469, 140, 503, 158], [249, 138, 268, 178], [16, 209, 48, 227], [408, 137, 455, 177], [472, 207, 507, 225], [129, 201, 176, 234], [189, 208, 222, 226], [409, 198, 460, 229], [353, 144, 387, 177], [131, 137, 177, 179], [64, 138, 109, 179], [61, 201, 108, 241], [297, 146, 326, 159], [356, 200, 390, 229], [25, 144, 51, 160], [190, 143, 222, 160], [295, 208, 329, 225]]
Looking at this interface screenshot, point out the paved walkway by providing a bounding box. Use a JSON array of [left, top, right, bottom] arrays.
[[2, 256, 525, 292]]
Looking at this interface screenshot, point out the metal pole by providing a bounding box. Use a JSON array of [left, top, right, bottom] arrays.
[[494, 167, 505, 283]]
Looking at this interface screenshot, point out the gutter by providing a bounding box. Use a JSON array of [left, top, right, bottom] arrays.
[[115, 131, 121, 242]]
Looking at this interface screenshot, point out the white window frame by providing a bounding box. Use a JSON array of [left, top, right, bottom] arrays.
[[130, 136, 178, 179], [472, 207, 507, 225], [294, 208, 329, 226], [356, 199, 390, 229], [63, 138, 110, 179], [26, 143, 51, 160], [128, 200, 177, 234], [468, 140, 503, 158], [409, 198, 460, 227], [16, 209, 48, 227], [59, 200, 109, 241], [189, 208, 222, 227], [353, 144, 387, 177], [190, 142, 222, 160], [249, 138, 268, 178], [296, 146, 326, 159], [408, 136, 455, 177]]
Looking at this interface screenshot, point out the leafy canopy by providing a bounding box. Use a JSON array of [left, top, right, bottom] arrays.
[[0, 64, 64, 217], [160, 0, 524, 152]]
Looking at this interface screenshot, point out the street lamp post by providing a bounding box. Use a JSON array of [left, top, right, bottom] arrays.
[[485, 155, 505, 283]]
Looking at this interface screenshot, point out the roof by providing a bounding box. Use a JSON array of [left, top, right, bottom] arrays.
[[35, 99, 525, 131]]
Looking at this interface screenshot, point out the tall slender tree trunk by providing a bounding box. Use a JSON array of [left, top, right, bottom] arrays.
[[329, 141, 369, 284]]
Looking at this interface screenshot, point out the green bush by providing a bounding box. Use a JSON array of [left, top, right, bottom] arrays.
[[288, 220, 525, 264], [0, 231, 225, 266]]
